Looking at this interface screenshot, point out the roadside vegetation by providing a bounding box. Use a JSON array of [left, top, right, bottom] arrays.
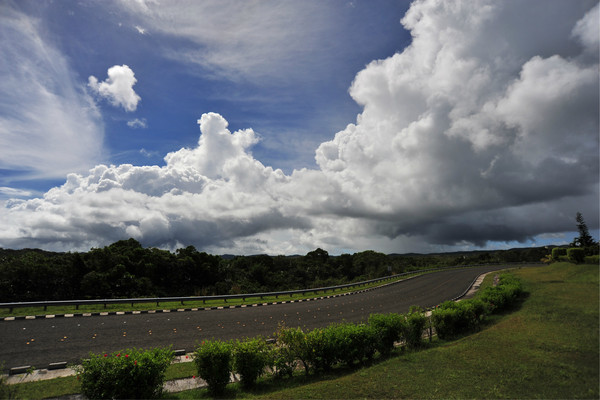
[[0, 239, 550, 307], [5, 261, 597, 399]]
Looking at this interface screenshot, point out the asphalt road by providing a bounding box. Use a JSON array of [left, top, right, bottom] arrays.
[[0, 266, 507, 370]]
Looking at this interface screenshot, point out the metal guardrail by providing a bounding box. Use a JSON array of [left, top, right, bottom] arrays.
[[0, 262, 541, 313]]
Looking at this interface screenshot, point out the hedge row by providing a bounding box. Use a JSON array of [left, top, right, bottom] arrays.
[[551, 247, 599, 264], [75, 273, 525, 397], [431, 273, 523, 340], [195, 307, 428, 395]]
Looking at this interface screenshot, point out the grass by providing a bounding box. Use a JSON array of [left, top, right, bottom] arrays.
[[0, 271, 436, 317], [6, 263, 597, 399]]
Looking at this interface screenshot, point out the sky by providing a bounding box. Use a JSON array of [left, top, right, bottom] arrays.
[[0, 0, 598, 256]]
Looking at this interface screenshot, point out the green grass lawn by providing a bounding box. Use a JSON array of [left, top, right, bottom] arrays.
[[6, 263, 598, 399]]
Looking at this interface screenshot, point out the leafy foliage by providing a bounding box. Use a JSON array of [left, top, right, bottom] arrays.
[[194, 340, 233, 396], [551, 247, 567, 261], [76, 347, 173, 399], [1, 239, 550, 302], [275, 326, 310, 375], [431, 300, 487, 339], [368, 313, 406, 357], [567, 248, 586, 264], [404, 307, 427, 349], [232, 337, 271, 388]]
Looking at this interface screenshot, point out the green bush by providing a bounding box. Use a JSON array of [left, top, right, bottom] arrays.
[[567, 248, 585, 264], [479, 273, 523, 312], [431, 299, 487, 339], [330, 323, 377, 367], [194, 340, 233, 395], [77, 347, 173, 399], [233, 337, 271, 388], [584, 255, 599, 264], [551, 247, 567, 261], [305, 326, 338, 372], [403, 307, 427, 349], [368, 313, 406, 357], [276, 326, 309, 375]]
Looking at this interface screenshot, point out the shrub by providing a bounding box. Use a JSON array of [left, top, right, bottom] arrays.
[[194, 340, 233, 395], [551, 247, 567, 261], [77, 347, 173, 399], [584, 255, 599, 264], [330, 323, 377, 367], [403, 307, 427, 349], [276, 326, 309, 375], [479, 273, 523, 312], [431, 299, 488, 339], [567, 248, 585, 264], [233, 337, 270, 388], [368, 313, 406, 357], [305, 326, 338, 372]]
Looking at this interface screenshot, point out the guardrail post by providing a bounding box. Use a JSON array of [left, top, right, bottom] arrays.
[[156, 301, 160, 307], [76, 304, 79, 310], [44, 305, 47, 311], [104, 303, 107, 309], [181, 300, 184, 306]]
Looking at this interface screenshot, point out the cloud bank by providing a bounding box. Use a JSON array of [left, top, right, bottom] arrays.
[[1, 0, 598, 254], [88, 65, 141, 112]]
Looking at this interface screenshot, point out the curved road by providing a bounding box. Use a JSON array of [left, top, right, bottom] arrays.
[[0, 266, 509, 370]]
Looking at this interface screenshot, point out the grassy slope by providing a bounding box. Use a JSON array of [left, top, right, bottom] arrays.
[[245, 263, 599, 399]]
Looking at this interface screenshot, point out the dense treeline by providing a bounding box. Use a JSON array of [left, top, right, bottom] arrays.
[[0, 238, 548, 302]]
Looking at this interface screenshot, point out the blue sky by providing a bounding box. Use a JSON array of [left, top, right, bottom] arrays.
[[0, 0, 598, 255]]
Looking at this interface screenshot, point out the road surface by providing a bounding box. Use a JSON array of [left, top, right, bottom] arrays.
[[0, 266, 511, 370]]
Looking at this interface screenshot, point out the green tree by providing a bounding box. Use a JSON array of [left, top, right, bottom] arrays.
[[572, 212, 596, 248]]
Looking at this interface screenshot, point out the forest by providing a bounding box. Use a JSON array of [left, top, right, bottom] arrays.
[[0, 238, 550, 302]]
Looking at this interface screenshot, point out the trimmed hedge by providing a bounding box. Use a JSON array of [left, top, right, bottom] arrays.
[[275, 326, 310, 375], [190, 274, 524, 393], [194, 340, 233, 396], [404, 307, 427, 348], [478, 273, 523, 312], [431, 299, 487, 339], [551, 247, 567, 261], [77, 347, 174, 399], [233, 337, 271, 388], [368, 313, 406, 357], [567, 248, 585, 264], [433, 273, 524, 340]]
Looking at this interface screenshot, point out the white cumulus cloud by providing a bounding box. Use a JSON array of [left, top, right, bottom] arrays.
[[88, 65, 141, 112], [0, 0, 598, 254]]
